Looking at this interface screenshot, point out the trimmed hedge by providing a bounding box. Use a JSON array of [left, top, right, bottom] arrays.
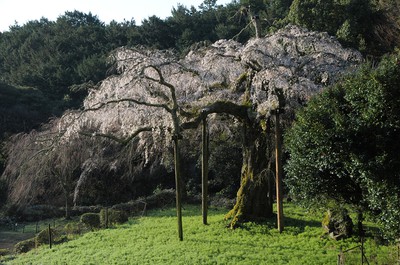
[[80, 213, 100, 230], [64, 222, 84, 235], [100, 209, 128, 227]]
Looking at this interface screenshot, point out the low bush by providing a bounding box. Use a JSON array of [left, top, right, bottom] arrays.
[[64, 222, 84, 235], [36, 227, 61, 245], [80, 213, 100, 230], [14, 238, 35, 254], [0, 248, 10, 256], [99, 209, 128, 227], [145, 189, 175, 209]]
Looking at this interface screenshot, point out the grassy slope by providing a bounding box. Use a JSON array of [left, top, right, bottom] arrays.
[[4, 204, 395, 265]]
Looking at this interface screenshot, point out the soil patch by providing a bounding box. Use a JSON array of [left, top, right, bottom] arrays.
[[0, 230, 35, 250]]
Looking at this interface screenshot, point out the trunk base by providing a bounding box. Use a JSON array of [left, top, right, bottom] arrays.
[[225, 164, 273, 228]]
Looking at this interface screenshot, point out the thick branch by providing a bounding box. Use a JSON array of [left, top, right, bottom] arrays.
[[182, 101, 251, 130], [86, 98, 171, 113], [79, 127, 152, 146], [143, 65, 178, 111]]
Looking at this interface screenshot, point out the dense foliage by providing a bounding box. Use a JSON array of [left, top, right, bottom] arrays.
[[287, 0, 400, 56], [285, 51, 400, 240]]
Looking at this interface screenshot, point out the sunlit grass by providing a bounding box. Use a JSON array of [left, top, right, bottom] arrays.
[[3, 204, 396, 265]]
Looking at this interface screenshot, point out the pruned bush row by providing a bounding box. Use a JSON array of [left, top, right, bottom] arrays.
[[80, 213, 101, 230]]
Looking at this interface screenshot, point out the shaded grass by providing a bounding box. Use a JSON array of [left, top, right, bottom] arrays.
[[2, 203, 396, 265]]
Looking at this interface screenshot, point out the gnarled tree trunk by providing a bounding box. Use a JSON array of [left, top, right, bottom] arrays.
[[225, 123, 274, 228]]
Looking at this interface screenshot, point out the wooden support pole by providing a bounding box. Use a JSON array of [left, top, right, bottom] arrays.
[[275, 111, 284, 233], [173, 138, 183, 241], [202, 118, 209, 225]]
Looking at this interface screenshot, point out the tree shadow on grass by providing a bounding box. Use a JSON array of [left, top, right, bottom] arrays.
[[237, 213, 322, 235], [145, 204, 227, 218], [143, 204, 323, 237]]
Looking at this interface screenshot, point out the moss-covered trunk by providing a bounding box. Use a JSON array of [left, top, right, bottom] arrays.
[[225, 123, 274, 228]]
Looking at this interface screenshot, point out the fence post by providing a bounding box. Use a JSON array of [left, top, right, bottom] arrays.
[[48, 224, 52, 249], [337, 247, 343, 265], [105, 207, 109, 229]]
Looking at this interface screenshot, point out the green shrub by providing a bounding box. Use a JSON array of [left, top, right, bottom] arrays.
[[36, 227, 59, 245], [146, 189, 175, 208], [0, 248, 10, 256], [64, 222, 83, 235], [100, 209, 128, 227], [80, 213, 100, 230], [14, 238, 35, 254]]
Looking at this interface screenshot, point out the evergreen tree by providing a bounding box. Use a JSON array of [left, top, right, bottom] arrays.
[[285, 51, 400, 240]]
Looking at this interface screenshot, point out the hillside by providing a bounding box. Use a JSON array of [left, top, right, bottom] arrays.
[[2, 204, 395, 265]]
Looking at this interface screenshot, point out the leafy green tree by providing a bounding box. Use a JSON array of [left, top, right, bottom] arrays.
[[285, 51, 400, 240], [285, 0, 400, 57], [138, 16, 176, 50], [0, 11, 112, 103], [240, 0, 266, 14], [199, 0, 218, 11], [287, 0, 376, 54], [266, 0, 293, 20]]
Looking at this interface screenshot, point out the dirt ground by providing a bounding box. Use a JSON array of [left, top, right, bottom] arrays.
[[0, 230, 35, 250]]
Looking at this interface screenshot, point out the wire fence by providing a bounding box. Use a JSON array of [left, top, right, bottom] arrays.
[[1, 218, 61, 234], [338, 241, 400, 265], [338, 244, 369, 265]]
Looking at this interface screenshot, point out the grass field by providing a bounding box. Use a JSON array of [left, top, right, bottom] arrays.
[[1, 204, 397, 265]]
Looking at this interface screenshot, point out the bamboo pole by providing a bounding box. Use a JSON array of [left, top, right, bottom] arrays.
[[202, 118, 209, 225], [275, 111, 284, 232]]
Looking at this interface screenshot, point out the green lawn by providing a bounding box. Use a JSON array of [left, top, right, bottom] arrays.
[[2, 204, 396, 265]]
